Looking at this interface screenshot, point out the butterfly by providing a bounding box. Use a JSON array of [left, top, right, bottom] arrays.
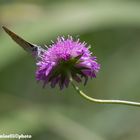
[[2, 26, 44, 57]]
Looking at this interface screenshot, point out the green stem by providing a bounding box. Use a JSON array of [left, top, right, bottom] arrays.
[[70, 78, 140, 107]]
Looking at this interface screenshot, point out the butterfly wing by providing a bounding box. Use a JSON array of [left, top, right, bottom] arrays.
[[2, 26, 40, 55]]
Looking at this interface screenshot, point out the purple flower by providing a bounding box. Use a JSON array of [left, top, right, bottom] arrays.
[[36, 36, 100, 89]]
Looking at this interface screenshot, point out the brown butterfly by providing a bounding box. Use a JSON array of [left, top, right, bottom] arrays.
[[2, 26, 44, 57]]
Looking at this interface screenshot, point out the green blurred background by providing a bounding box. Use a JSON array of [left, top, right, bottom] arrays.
[[0, 0, 140, 140]]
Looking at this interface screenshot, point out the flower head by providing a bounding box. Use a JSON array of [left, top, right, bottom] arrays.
[[36, 36, 100, 89]]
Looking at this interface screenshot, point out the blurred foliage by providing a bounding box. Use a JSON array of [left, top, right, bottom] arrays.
[[0, 0, 140, 140]]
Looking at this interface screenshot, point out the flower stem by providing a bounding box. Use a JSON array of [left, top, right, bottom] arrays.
[[70, 78, 140, 107]]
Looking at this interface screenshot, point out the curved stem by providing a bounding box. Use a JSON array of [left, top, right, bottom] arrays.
[[70, 78, 140, 107]]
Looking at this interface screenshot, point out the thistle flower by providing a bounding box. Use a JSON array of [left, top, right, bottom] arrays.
[[3, 26, 140, 107], [36, 36, 100, 89]]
